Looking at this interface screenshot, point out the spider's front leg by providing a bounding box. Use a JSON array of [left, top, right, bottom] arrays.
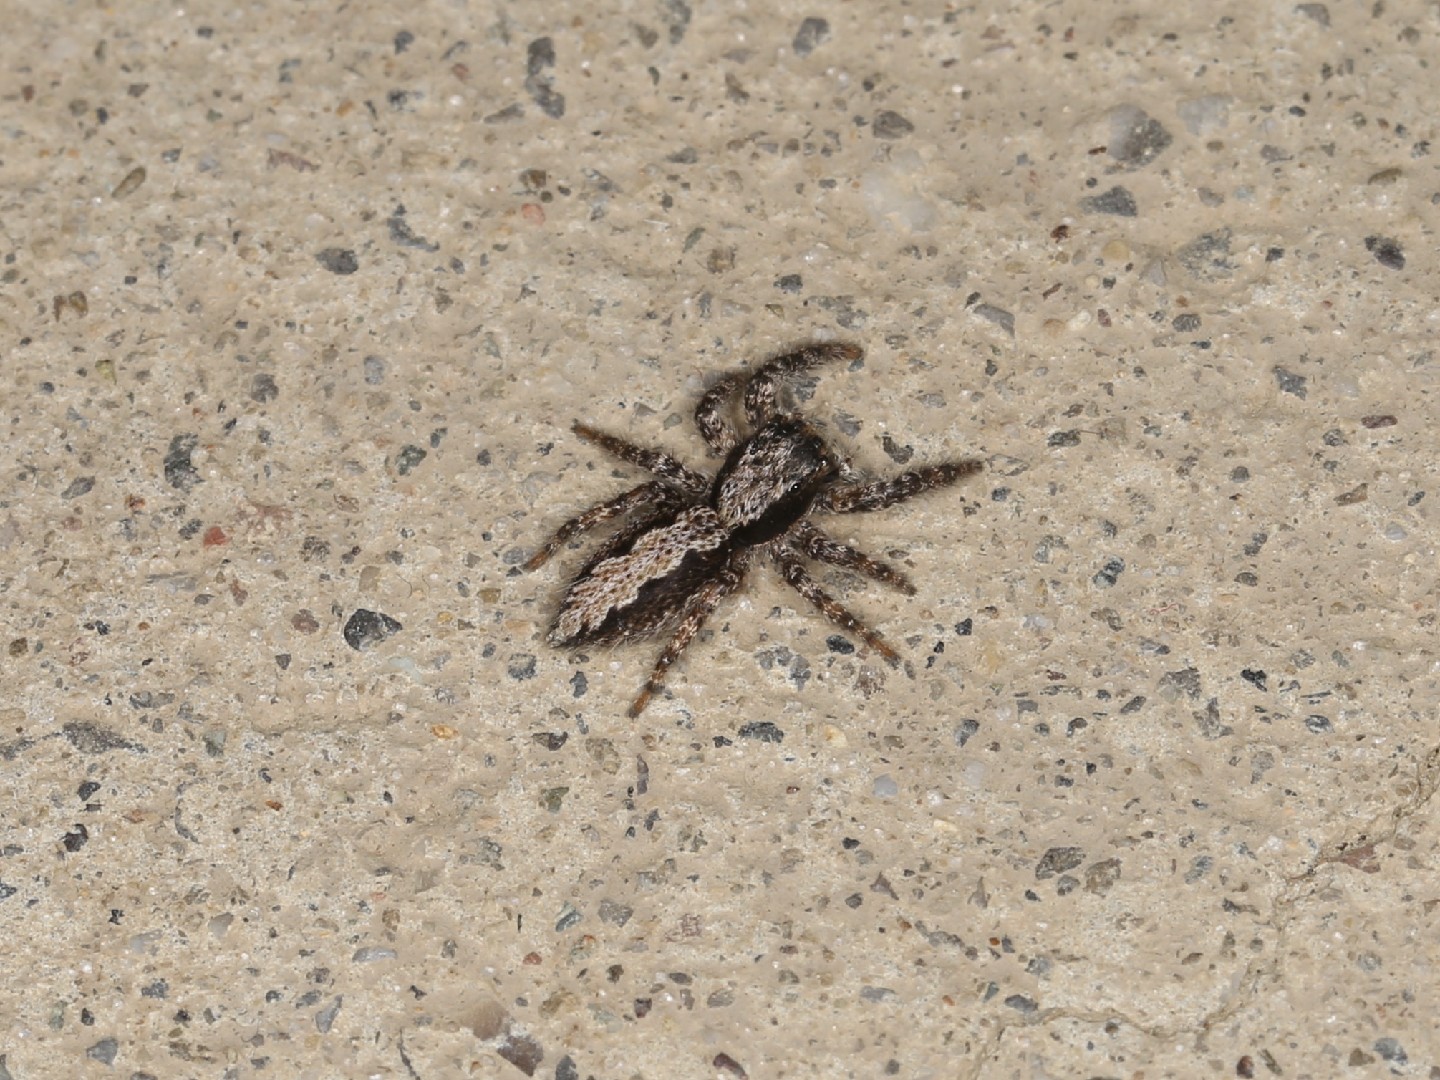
[[571, 422, 710, 496], [815, 460, 983, 514], [743, 343, 862, 425], [771, 553, 901, 666], [787, 522, 916, 595], [694, 372, 747, 455]]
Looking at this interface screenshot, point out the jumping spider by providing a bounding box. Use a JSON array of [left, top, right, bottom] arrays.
[[526, 343, 983, 717]]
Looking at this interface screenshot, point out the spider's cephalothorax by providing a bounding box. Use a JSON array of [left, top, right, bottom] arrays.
[[526, 343, 983, 717]]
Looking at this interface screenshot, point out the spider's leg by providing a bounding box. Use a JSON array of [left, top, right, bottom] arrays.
[[694, 372, 746, 455], [628, 549, 752, 717], [788, 522, 916, 595], [814, 460, 983, 514], [743, 343, 863, 425], [772, 554, 901, 666], [525, 481, 682, 571], [571, 423, 710, 496]]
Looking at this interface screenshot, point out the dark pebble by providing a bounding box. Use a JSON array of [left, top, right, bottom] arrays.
[[249, 373, 279, 402], [1035, 846, 1085, 879], [395, 445, 428, 475], [1079, 186, 1137, 217], [342, 609, 403, 650], [1092, 557, 1125, 588], [163, 433, 202, 492], [1364, 236, 1404, 270], [737, 721, 783, 743], [315, 248, 359, 275], [872, 110, 914, 140], [1272, 367, 1307, 399], [792, 17, 830, 56], [525, 37, 566, 119], [497, 1030, 545, 1074], [1241, 668, 1267, 690], [1177, 229, 1234, 280], [1373, 1038, 1405, 1063], [1108, 105, 1173, 168]]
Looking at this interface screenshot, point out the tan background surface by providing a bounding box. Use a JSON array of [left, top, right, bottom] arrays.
[[2, 1, 1437, 1077]]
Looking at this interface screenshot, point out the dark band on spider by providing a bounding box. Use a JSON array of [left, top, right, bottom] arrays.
[[526, 343, 983, 717]]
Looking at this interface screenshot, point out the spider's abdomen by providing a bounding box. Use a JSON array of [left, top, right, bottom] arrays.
[[550, 506, 731, 646]]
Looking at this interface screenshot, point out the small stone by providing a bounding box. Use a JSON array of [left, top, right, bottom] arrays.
[[1364, 236, 1404, 270], [496, 1029, 545, 1075], [86, 1038, 119, 1065], [342, 609, 403, 650], [872, 110, 914, 140], [1035, 846, 1085, 879], [316, 248, 359, 274], [163, 433, 202, 492], [1177, 229, 1235, 280], [792, 17, 830, 56], [1272, 367, 1307, 399], [1107, 105, 1173, 168], [1080, 186, 1137, 217], [1372, 1038, 1406, 1063]]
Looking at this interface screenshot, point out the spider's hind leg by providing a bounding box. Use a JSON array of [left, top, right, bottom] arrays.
[[525, 480, 681, 571], [628, 550, 752, 717], [743, 343, 862, 425]]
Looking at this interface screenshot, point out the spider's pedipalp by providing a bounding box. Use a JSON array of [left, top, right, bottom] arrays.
[[571, 422, 710, 496], [694, 371, 747, 455], [742, 343, 863, 425], [815, 460, 983, 514]]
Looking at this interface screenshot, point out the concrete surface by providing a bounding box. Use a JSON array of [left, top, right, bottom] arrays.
[[2, 1, 1437, 1077]]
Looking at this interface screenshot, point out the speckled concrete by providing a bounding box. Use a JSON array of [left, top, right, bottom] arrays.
[[2, 1, 1437, 1078]]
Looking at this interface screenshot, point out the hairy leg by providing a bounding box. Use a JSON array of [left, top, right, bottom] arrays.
[[787, 522, 916, 595], [525, 481, 682, 571], [743, 343, 863, 425], [571, 422, 710, 496], [814, 460, 983, 514], [694, 371, 746, 455], [772, 554, 900, 665], [628, 550, 752, 717]]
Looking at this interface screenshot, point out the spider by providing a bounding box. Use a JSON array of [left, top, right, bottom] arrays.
[[526, 343, 983, 717]]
